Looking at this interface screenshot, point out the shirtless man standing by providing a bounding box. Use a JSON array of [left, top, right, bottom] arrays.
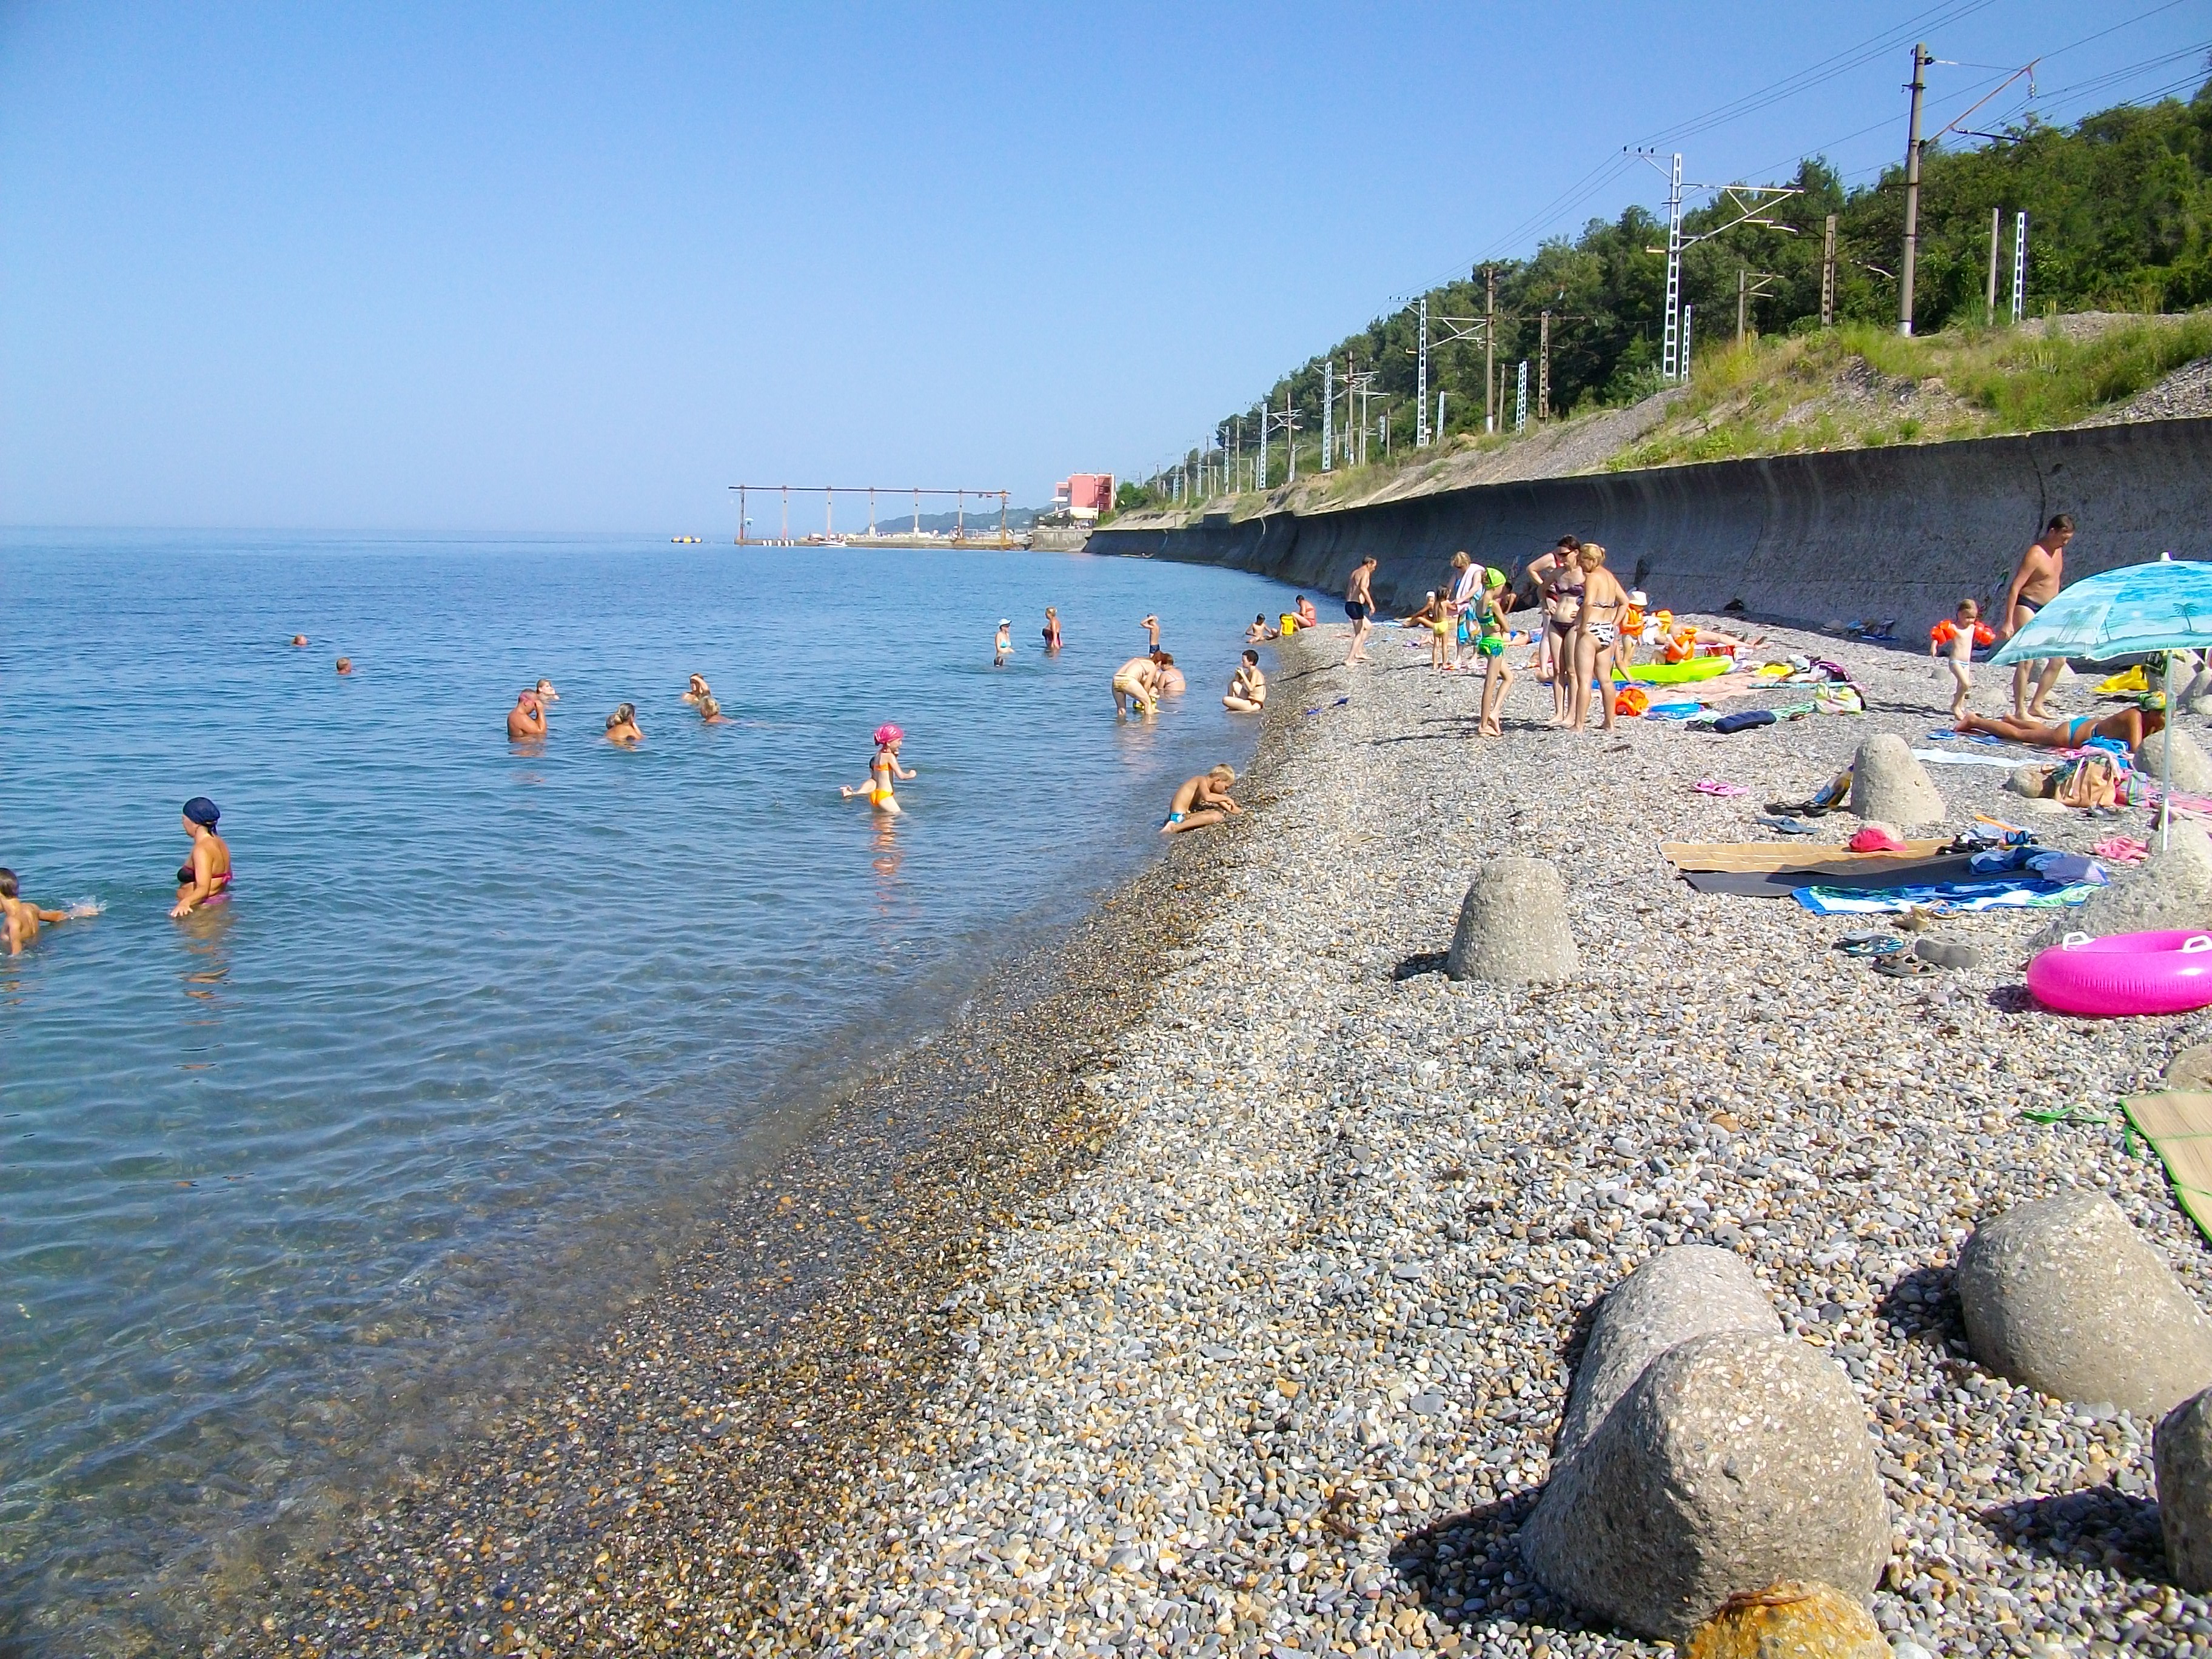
[[2002, 513, 2074, 721], [1343, 556, 1379, 666], [1, 869, 76, 955], [1112, 654, 1161, 716], [506, 689, 547, 742]]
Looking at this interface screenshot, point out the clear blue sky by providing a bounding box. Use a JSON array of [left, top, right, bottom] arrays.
[[2, 1, 2203, 532]]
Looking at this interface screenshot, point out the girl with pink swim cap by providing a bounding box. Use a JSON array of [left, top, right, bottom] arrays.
[[841, 724, 917, 814]]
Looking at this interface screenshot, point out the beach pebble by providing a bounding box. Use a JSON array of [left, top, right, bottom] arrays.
[[1447, 856, 1578, 984], [1682, 1581, 1889, 1659], [1848, 734, 1945, 826], [2029, 817, 2212, 945], [1957, 1192, 2212, 1416], [1523, 1332, 1888, 1641], [2157, 1386, 2212, 1592], [2144, 727, 2212, 793], [1554, 1244, 1781, 1462]]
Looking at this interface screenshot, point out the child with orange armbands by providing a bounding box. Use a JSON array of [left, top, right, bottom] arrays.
[[1929, 599, 1997, 719]]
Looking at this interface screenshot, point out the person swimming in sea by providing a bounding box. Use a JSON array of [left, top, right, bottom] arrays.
[[1151, 650, 1187, 695], [842, 723, 916, 814], [994, 620, 1013, 666], [605, 703, 643, 744], [698, 696, 731, 725], [290, 634, 309, 648], [1042, 607, 1062, 651], [335, 656, 354, 675], [535, 678, 560, 704], [1160, 765, 1241, 834], [506, 688, 546, 741], [172, 797, 233, 919], [1, 868, 84, 955], [1142, 614, 1161, 651], [683, 674, 711, 705]]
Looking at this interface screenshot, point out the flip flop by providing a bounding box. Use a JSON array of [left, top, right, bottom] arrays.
[[1758, 816, 1820, 836], [1694, 779, 1749, 797], [1835, 934, 1907, 958], [1872, 953, 1939, 977]]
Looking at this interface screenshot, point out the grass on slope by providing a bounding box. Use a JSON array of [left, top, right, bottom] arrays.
[[1610, 314, 2212, 470]]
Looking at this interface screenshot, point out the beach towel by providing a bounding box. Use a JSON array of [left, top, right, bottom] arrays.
[[1791, 879, 2100, 916]]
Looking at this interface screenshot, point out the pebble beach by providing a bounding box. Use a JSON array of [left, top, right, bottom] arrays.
[[236, 613, 2212, 1658]]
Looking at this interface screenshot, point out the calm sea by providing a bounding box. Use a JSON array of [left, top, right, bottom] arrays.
[[0, 529, 1292, 1646]]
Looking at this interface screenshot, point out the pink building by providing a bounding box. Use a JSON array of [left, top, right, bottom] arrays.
[[1055, 474, 1114, 520]]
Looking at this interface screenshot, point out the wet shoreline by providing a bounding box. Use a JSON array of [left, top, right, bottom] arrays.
[[195, 689, 1295, 1657]]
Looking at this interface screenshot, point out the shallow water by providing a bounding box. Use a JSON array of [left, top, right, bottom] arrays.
[[0, 530, 1292, 1646]]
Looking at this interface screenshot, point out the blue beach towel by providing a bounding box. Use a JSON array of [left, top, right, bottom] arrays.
[[1792, 879, 2102, 916]]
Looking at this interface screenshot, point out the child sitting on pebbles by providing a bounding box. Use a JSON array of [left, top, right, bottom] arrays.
[[1161, 765, 1241, 834]]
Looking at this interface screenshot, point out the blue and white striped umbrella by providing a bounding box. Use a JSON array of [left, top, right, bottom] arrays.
[[1989, 553, 2212, 666]]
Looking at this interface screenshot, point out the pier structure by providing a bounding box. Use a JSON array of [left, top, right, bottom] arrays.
[[731, 484, 1015, 548]]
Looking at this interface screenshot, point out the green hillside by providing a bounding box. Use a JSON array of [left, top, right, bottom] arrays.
[[1123, 75, 2212, 509]]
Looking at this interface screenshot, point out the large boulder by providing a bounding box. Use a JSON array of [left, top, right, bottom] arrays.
[[1447, 857, 1577, 984], [2182, 665, 2212, 718], [1556, 1245, 1780, 1463], [1847, 734, 1945, 826], [2156, 1386, 2212, 1593], [1521, 1332, 1888, 1643], [1683, 1582, 1889, 1659], [2140, 727, 2212, 794], [1956, 1193, 2212, 1416], [2028, 819, 2212, 948]]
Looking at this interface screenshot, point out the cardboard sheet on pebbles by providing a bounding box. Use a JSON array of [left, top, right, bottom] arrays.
[[2125, 1091, 2212, 1247]]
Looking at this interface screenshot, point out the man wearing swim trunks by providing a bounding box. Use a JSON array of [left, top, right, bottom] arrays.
[[1112, 655, 1161, 716], [2002, 513, 2073, 721], [1, 869, 76, 955], [1343, 556, 1378, 666]]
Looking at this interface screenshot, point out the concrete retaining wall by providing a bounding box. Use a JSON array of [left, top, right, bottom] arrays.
[[1090, 418, 2212, 630]]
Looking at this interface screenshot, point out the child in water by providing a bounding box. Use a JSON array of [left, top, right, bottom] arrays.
[[994, 620, 1013, 666], [1929, 599, 1996, 719], [842, 724, 917, 814]]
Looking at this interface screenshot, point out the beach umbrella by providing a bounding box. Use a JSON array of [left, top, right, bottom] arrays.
[[1988, 552, 2212, 848]]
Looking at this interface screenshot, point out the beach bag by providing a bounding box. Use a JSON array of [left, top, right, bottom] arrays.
[[2053, 752, 2124, 811]]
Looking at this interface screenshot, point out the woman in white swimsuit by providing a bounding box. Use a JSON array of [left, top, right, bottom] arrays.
[[1569, 543, 1630, 734]]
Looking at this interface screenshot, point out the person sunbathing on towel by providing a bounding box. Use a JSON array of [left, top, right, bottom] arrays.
[[1955, 695, 2165, 758]]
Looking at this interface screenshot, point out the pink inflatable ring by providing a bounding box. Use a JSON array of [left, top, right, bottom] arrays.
[[2027, 930, 2212, 1017]]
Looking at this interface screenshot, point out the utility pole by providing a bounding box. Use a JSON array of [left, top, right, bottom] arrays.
[[1538, 310, 1551, 423], [2012, 210, 2028, 323], [1484, 266, 1497, 432], [1286, 390, 1298, 482], [1821, 215, 1837, 327], [1259, 404, 1269, 490], [1661, 152, 1684, 380], [1985, 207, 2002, 325], [1737, 269, 1748, 343], [1321, 359, 1333, 472], [1515, 360, 1529, 432], [1416, 295, 1430, 447], [1899, 42, 1929, 336], [1683, 306, 1695, 380], [1436, 390, 1446, 439]]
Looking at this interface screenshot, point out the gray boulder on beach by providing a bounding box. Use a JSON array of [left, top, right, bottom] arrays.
[[1847, 733, 1945, 825], [2141, 726, 2212, 794], [1521, 1331, 1888, 1643], [1956, 1193, 2212, 1418], [1446, 857, 1577, 984], [2182, 665, 2212, 717], [2027, 819, 2212, 948], [2157, 1386, 2212, 1593], [1553, 1245, 1780, 1463]]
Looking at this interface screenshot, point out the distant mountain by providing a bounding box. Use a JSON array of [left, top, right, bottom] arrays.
[[856, 504, 1045, 534]]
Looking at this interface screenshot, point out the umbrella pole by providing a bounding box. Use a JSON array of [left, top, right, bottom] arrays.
[[2164, 652, 2177, 853]]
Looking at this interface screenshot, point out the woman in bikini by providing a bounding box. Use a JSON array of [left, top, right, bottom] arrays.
[[1570, 544, 1630, 734], [1956, 695, 2166, 758], [605, 703, 643, 744], [842, 724, 916, 814], [683, 674, 711, 705], [1042, 607, 1063, 651], [1541, 547, 1586, 726], [172, 797, 232, 919]]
